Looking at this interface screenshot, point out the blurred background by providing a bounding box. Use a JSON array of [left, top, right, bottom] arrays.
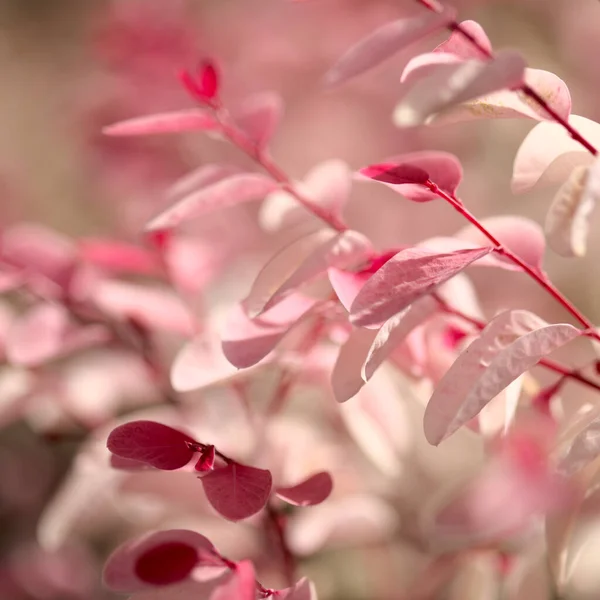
[[1, 0, 600, 598]]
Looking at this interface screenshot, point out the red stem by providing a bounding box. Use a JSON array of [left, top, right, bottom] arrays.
[[414, 0, 598, 156], [426, 180, 597, 334], [212, 106, 348, 232], [435, 295, 600, 393]]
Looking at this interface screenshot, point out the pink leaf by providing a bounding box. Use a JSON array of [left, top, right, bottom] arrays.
[[107, 420, 197, 470], [545, 163, 598, 258], [110, 455, 155, 471], [423, 311, 580, 445], [428, 69, 571, 126], [234, 91, 283, 149], [129, 579, 227, 600], [356, 151, 462, 201], [201, 462, 272, 521], [210, 560, 255, 600], [331, 327, 377, 403], [362, 296, 437, 381], [103, 529, 215, 593], [324, 9, 456, 86], [511, 115, 600, 193], [328, 268, 371, 313], [146, 173, 278, 231], [433, 20, 492, 59], [456, 216, 546, 271], [171, 334, 255, 393], [393, 50, 527, 127], [90, 279, 195, 335], [358, 163, 429, 185], [102, 109, 218, 136], [221, 294, 317, 368], [557, 407, 600, 476], [276, 472, 333, 506], [5, 304, 69, 367], [166, 164, 243, 201], [349, 247, 492, 328], [78, 238, 160, 275], [258, 230, 372, 316], [242, 229, 341, 318], [260, 159, 351, 231]]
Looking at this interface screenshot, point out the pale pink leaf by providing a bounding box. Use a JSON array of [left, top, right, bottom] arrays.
[[350, 247, 492, 327], [457, 216, 546, 271], [165, 164, 243, 202], [331, 327, 377, 402], [107, 420, 196, 470], [327, 268, 371, 312], [362, 296, 437, 381], [258, 230, 372, 316], [146, 173, 278, 231], [200, 462, 272, 521], [393, 50, 526, 127], [103, 529, 214, 593], [5, 304, 69, 367], [210, 561, 255, 600], [324, 9, 456, 86], [545, 163, 598, 258], [433, 20, 492, 59], [401, 52, 463, 88], [428, 69, 571, 126], [557, 409, 600, 476], [424, 314, 579, 445], [260, 160, 351, 231], [102, 109, 218, 136], [171, 335, 250, 393], [276, 472, 333, 506], [511, 115, 600, 193], [356, 151, 462, 201], [234, 91, 283, 149], [90, 279, 195, 335], [221, 294, 316, 368], [78, 238, 160, 275]]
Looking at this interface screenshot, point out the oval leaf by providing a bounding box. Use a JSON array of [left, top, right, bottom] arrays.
[[146, 173, 278, 231], [276, 472, 334, 507], [103, 109, 218, 136], [107, 420, 197, 470], [350, 246, 492, 327], [325, 9, 456, 86], [424, 314, 579, 445], [357, 151, 462, 201], [201, 462, 272, 521], [234, 91, 283, 149]]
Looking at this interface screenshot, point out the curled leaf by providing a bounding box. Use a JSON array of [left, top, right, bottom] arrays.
[[545, 163, 598, 258]]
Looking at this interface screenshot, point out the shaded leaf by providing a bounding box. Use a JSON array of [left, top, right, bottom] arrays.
[[234, 91, 283, 149]]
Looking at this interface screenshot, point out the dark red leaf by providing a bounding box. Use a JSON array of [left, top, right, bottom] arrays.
[[276, 472, 333, 506], [359, 163, 429, 185], [198, 61, 219, 99], [134, 541, 199, 586], [107, 420, 197, 470], [201, 462, 272, 521]]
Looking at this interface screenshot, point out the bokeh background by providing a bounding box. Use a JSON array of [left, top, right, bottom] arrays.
[[1, 0, 600, 598]]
